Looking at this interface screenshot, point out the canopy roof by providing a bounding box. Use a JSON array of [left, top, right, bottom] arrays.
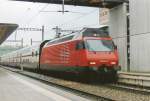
[[0, 23, 18, 44]]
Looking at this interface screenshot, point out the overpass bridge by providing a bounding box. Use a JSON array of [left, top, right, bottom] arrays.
[[13, 0, 128, 8]]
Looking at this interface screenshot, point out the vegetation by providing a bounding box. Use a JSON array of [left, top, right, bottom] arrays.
[[0, 45, 22, 56]]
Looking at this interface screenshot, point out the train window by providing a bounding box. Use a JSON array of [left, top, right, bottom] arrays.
[[59, 35, 74, 42], [76, 41, 85, 50], [47, 35, 74, 45], [35, 51, 38, 56], [47, 40, 58, 45]]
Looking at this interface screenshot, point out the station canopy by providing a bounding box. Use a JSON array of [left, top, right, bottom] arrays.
[[0, 23, 18, 45], [13, 0, 128, 8]]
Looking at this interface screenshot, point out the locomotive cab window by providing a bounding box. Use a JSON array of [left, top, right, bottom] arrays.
[[76, 41, 85, 50], [85, 39, 114, 52]]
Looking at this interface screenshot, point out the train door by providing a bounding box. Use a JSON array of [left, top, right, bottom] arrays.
[[33, 47, 40, 69], [38, 40, 50, 70], [0, 57, 1, 64], [20, 53, 23, 71]]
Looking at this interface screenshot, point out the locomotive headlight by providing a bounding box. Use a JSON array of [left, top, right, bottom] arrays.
[[110, 61, 116, 65], [89, 62, 96, 65]]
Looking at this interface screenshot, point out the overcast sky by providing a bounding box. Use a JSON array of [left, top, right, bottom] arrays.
[[0, 0, 100, 46]]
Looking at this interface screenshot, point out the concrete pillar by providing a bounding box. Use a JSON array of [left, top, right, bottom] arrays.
[[130, 0, 150, 72], [109, 3, 128, 71]]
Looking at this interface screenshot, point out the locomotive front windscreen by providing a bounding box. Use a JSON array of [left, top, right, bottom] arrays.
[[85, 39, 114, 52]]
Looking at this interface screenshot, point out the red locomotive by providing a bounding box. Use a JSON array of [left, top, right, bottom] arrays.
[[40, 27, 120, 75]]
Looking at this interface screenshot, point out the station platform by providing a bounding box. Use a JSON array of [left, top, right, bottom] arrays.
[[0, 67, 88, 101], [118, 71, 150, 87]]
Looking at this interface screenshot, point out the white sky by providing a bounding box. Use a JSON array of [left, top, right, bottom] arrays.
[[0, 0, 100, 46]]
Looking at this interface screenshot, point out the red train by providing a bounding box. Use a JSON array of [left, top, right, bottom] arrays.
[[0, 26, 120, 79]]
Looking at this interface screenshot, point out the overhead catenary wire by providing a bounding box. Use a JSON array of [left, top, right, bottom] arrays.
[[47, 9, 99, 32], [41, 8, 99, 34], [22, 4, 98, 30], [58, 9, 98, 27], [16, 7, 32, 24], [25, 3, 49, 25], [18, 2, 99, 31], [13, 3, 99, 45], [24, 3, 98, 26]]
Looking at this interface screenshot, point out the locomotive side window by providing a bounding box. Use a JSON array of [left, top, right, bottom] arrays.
[[76, 41, 85, 50], [47, 35, 74, 45], [59, 35, 74, 42]]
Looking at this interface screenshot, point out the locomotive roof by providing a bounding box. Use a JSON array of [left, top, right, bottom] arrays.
[[53, 26, 109, 40], [52, 27, 109, 40], [45, 27, 110, 47], [82, 27, 109, 37]]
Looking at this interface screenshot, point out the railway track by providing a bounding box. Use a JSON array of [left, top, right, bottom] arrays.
[[106, 83, 150, 94], [1, 65, 150, 101]]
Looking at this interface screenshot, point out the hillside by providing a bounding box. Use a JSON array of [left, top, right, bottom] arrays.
[[0, 45, 22, 56]]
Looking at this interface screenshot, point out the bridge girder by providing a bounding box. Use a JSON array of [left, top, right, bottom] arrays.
[[13, 0, 128, 8]]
